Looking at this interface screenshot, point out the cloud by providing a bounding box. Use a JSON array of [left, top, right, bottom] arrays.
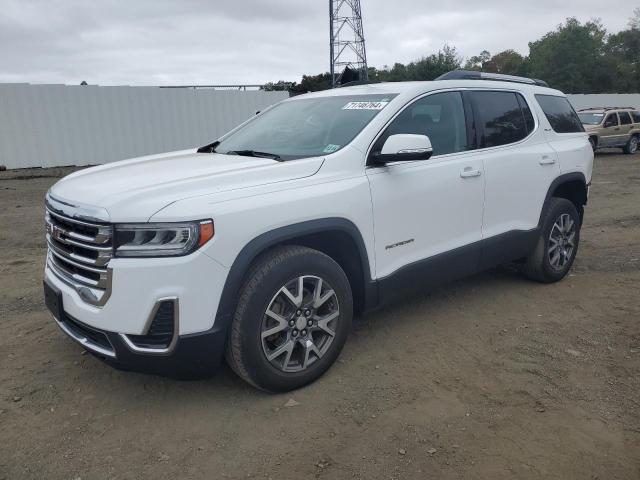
[[0, 0, 634, 85]]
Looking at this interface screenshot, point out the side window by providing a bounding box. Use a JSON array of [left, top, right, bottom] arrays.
[[534, 94, 584, 133], [473, 91, 529, 148], [632, 111, 640, 124], [619, 112, 633, 125], [603, 114, 618, 128], [375, 91, 468, 157]]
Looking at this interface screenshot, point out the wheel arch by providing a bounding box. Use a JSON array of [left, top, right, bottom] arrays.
[[540, 172, 588, 225], [214, 218, 376, 334]]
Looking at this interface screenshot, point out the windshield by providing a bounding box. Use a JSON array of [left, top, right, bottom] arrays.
[[578, 113, 604, 125], [214, 94, 397, 160]]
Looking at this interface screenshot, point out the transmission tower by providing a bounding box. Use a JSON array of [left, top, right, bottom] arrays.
[[329, 0, 369, 87]]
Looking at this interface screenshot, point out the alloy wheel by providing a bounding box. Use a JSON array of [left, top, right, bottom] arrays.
[[260, 275, 340, 372], [548, 213, 576, 270]]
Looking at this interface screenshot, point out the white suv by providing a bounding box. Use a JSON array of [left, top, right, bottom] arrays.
[[43, 71, 593, 392]]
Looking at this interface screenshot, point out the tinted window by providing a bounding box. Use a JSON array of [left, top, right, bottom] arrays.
[[535, 95, 584, 133], [604, 114, 618, 128], [474, 91, 529, 147], [619, 112, 633, 125], [377, 91, 468, 156], [632, 111, 640, 124]]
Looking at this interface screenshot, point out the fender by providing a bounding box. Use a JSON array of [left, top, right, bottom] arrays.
[[538, 172, 587, 227], [213, 218, 376, 333]]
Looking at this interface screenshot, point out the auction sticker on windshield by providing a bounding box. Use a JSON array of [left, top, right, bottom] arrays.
[[342, 101, 389, 110]]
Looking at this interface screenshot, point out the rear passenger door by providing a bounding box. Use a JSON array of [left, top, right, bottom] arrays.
[[619, 112, 634, 142], [468, 90, 559, 263]]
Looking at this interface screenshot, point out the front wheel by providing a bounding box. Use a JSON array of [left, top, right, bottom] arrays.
[[623, 135, 638, 154], [225, 245, 353, 392], [521, 198, 581, 283], [589, 136, 597, 152]]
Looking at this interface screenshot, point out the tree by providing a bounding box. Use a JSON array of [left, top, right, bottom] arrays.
[[261, 80, 292, 91], [266, 15, 640, 94], [605, 11, 640, 92], [464, 50, 491, 70], [370, 45, 462, 82], [629, 7, 640, 30], [483, 50, 527, 76], [527, 18, 612, 93]]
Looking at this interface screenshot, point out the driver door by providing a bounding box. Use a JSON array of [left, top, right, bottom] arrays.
[[365, 91, 484, 301]]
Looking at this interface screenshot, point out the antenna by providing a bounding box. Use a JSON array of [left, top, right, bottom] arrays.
[[329, 0, 369, 88]]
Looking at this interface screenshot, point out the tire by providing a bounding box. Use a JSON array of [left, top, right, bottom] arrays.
[[623, 135, 638, 154], [589, 136, 597, 152], [225, 245, 353, 392], [521, 198, 581, 283]]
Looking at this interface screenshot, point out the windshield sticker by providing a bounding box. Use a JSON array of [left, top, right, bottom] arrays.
[[342, 101, 389, 110], [323, 144, 341, 154]]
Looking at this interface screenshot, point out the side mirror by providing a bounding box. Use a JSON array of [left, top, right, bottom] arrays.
[[370, 134, 433, 164]]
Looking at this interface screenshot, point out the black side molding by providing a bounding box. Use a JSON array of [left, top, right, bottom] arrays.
[[539, 172, 587, 226], [213, 218, 376, 331]]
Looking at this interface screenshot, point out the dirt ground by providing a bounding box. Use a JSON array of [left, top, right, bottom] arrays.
[[0, 152, 639, 480]]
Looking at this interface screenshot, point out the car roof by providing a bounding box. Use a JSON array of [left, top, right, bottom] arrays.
[[291, 80, 564, 101]]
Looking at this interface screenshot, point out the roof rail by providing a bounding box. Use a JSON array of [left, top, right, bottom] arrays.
[[337, 80, 381, 88], [436, 70, 549, 88], [577, 106, 637, 111]]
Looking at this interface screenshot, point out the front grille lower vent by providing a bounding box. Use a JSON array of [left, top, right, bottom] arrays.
[[126, 301, 176, 350]]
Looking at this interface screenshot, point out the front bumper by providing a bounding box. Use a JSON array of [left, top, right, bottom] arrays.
[[44, 246, 231, 376], [44, 249, 229, 336], [46, 278, 227, 377]]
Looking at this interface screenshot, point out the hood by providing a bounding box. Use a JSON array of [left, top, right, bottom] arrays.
[[49, 149, 324, 221]]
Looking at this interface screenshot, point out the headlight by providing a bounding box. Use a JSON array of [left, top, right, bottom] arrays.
[[113, 220, 214, 257]]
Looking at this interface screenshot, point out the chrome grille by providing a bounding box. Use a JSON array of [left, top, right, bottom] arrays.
[[45, 207, 113, 305]]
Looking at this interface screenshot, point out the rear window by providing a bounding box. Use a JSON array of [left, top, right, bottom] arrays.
[[633, 111, 640, 123], [535, 95, 584, 133], [472, 91, 533, 148], [619, 112, 633, 125]]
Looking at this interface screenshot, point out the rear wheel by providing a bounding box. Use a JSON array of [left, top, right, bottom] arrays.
[[225, 245, 353, 392], [521, 198, 581, 283], [623, 135, 638, 154]]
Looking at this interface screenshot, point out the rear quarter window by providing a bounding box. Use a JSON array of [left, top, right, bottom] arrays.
[[535, 95, 584, 133], [633, 111, 640, 123]]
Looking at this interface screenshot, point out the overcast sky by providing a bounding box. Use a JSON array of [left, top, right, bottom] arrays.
[[0, 0, 635, 86]]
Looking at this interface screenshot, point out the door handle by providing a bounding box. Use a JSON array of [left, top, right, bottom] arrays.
[[460, 167, 481, 178], [539, 155, 556, 165]]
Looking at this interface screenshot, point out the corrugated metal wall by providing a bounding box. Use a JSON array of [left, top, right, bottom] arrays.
[[567, 94, 640, 110], [0, 84, 288, 170], [1, 85, 637, 170]]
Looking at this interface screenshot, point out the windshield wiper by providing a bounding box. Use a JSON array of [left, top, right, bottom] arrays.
[[226, 150, 283, 161]]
